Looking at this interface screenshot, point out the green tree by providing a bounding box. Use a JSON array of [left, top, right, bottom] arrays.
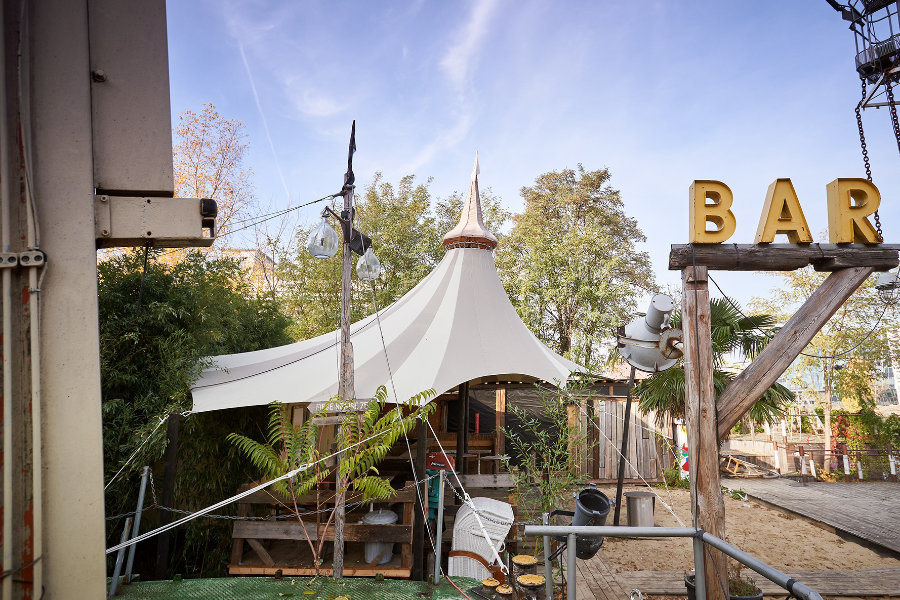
[[173, 104, 255, 243], [752, 267, 895, 469], [635, 298, 793, 426], [99, 250, 292, 577], [496, 166, 655, 369]]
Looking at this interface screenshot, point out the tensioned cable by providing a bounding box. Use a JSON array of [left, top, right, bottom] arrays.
[[706, 272, 892, 361], [104, 415, 168, 490], [105, 424, 397, 554], [364, 267, 476, 596], [575, 403, 684, 526], [153, 192, 339, 261]]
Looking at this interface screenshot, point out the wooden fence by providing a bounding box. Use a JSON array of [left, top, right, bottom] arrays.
[[570, 398, 673, 482]]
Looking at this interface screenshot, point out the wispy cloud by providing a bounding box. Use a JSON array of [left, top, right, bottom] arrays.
[[283, 80, 345, 118], [440, 0, 499, 93]]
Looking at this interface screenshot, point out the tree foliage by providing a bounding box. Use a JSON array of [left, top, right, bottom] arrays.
[[173, 103, 254, 242], [752, 267, 895, 411], [99, 250, 292, 577], [496, 166, 655, 369], [635, 297, 793, 425]]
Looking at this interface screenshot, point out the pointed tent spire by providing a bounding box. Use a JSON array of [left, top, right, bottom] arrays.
[[442, 152, 499, 250]]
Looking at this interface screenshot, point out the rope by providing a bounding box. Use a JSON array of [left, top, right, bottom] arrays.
[[104, 415, 167, 491], [105, 425, 397, 555], [576, 403, 685, 526]]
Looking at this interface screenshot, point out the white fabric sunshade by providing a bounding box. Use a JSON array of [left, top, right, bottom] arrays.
[[190, 247, 581, 412]]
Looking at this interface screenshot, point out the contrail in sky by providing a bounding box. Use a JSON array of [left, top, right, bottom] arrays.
[[238, 39, 291, 201]]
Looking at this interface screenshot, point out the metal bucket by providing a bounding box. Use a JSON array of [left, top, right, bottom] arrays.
[[624, 491, 655, 527], [572, 484, 610, 559]]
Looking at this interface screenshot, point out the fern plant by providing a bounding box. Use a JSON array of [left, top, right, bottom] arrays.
[[227, 401, 329, 571], [228, 385, 436, 575]]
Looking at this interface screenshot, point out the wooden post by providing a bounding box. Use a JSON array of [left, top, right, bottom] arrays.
[[494, 387, 506, 474], [155, 412, 180, 580], [799, 446, 807, 485], [716, 267, 873, 439], [682, 266, 727, 600], [411, 417, 427, 580], [613, 367, 636, 526], [456, 382, 469, 474]]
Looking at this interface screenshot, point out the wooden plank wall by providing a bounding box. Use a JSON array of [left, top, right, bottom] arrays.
[[575, 398, 672, 483]]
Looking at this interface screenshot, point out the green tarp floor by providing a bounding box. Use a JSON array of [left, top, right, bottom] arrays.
[[110, 576, 481, 600]]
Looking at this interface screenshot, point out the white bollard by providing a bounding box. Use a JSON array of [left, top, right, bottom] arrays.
[[801, 455, 808, 476], [808, 454, 817, 479], [843, 454, 851, 477], [890, 454, 897, 477], [772, 446, 781, 473], [857, 460, 864, 480]]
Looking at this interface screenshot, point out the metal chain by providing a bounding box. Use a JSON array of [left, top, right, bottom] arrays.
[[888, 83, 900, 160], [108, 470, 437, 522], [856, 78, 883, 241]]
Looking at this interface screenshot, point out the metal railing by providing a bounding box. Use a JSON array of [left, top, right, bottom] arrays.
[[523, 524, 825, 600]]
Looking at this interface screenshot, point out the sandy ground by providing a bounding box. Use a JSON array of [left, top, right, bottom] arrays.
[[590, 483, 900, 574]]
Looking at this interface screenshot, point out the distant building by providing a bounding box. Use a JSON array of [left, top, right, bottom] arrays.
[[220, 248, 276, 292]]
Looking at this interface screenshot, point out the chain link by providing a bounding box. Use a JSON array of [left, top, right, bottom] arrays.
[[856, 78, 883, 241], [888, 83, 900, 164], [108, 469, 437, 522]]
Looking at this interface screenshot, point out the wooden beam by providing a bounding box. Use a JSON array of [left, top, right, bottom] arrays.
[[494, 387, 506, 474], [669, 244, 898, 272], [411, 418, 427, 580], [682, 266, 727, 600], [716, 266, 872, 438]]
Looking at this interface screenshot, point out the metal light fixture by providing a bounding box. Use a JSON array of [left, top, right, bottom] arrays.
[[356, 247, 382, 281], [306, 215, 340, 259], [616, 294, 683, 373], [875, 270, 900, 304]]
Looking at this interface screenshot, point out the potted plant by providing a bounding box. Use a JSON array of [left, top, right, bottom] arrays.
[[685, 562, 762, 600]]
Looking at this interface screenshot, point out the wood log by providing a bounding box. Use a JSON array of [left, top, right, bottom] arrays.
[[669, 244, 898, 272], [716, 267, 872, 438], [682, 266, 727, 600]]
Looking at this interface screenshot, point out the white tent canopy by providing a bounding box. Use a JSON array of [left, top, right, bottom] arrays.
[[190, 157, 582, 413]]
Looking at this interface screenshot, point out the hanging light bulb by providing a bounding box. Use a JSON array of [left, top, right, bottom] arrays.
[[356, 247, 381, 281], [306, 217, 339, 259]]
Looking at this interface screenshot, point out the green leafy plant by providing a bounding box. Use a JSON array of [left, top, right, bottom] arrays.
[[229, 385, 436, 574], [502, 384, 595, 521]]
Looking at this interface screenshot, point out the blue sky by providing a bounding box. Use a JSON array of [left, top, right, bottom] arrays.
[[167, 0, 900, 306]]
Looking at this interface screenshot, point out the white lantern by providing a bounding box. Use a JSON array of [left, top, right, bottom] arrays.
[[356, 247, 381, 281], [306, 217, 339, 259]]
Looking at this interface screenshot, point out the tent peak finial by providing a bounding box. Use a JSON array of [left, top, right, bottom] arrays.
[[442, 153, 498, 250]]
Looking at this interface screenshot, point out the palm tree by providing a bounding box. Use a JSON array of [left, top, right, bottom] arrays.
[[634, 297, 793, 428]]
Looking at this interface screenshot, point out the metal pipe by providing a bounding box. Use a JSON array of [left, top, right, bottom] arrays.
[[525, 526, 696, 538], [692, 533, 707, 600], [566, 533, 576, 600], [614, 366, 637, 525], [0, 2, 14, 595], [433, 470, 444, 585], [28, 262, 43, 595], [522, 525, 824, 600], [124, 466, 150, 583], [700, 532, 824, 600], [543, 513, 552, 600], [109, 517, 133, 597]]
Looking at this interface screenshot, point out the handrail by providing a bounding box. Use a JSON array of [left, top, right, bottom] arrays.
[[523, 524, 825, 600]]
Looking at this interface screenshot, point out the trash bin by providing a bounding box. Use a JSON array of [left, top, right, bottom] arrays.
[[361, 509, 398, 565], [624, 491, 655, 527]]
